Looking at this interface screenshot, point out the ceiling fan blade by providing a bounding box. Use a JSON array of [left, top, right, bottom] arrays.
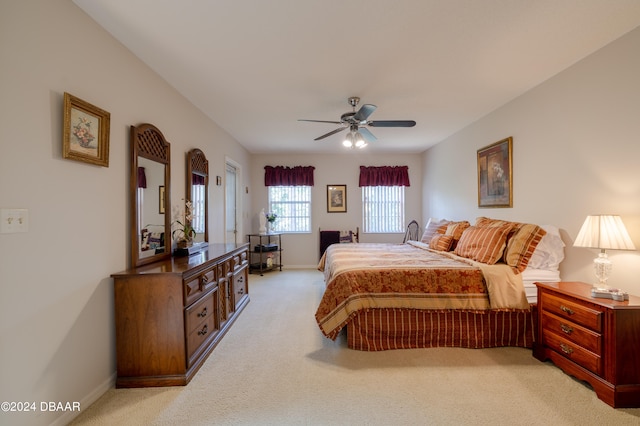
[[358, 127, 377, 142], [298, 119, 343, 124], [368, 120, 416, 127], [314, 126, 347, 141], [353, 104, 377, 122]]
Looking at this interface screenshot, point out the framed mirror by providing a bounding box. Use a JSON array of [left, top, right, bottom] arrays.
[[130, 123, 171, 267], [186, 148, 209, 245]]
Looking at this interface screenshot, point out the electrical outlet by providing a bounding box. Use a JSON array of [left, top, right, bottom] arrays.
[[0, 209, 29, 233]]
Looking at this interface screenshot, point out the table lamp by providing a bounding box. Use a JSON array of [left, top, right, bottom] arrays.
[[573, 215, 635, 290]]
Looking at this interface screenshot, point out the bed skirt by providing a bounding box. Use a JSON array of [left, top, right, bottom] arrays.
[[346, 307, 537, 351]]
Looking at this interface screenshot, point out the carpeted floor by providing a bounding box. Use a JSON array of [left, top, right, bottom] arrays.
[[70, 269, 640, 425]]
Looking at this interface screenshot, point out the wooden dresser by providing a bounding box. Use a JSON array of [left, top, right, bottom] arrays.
[[534, 281, 640, 407], [112, 243, 249, 388]]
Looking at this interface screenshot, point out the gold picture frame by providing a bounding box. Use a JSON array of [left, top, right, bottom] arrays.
[[327, 185, 347, 213], [159, 186, 165, 214], [63, 92, 110, 167], [477, 137, 513, 208]]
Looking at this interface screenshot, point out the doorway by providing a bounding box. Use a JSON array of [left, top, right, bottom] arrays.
[[225, 159, 241, 243]]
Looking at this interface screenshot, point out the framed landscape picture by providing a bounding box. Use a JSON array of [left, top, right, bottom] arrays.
[[477, 137, 513, 208], [62, 92, 110, 167], [327, 185, 347, 213]]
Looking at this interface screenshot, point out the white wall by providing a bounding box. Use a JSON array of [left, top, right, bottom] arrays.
[[422, 25, 640, 295], [0, 1, 250, 425], [250, 153, 423, 267]]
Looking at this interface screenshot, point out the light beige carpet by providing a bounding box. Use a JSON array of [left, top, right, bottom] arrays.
[[71, 270, 640, 425]]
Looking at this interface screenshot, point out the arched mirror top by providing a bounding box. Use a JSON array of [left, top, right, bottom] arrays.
[[186, 148, 209, 244], [131, 123, 171, 268]]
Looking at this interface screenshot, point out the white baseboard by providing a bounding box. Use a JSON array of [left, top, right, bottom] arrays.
[[281, 265, 319, 270], [50, 372, 116, 426]]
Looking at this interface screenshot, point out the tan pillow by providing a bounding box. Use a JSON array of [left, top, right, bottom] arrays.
[[475, 217, 547, 271], [475, 216, 511, 228], [454, 223, 514, 264], [504, 223, 547, 272], [420, 218, 450, 244], [429, 234, 454, 251], [445, 221, 470, 240]]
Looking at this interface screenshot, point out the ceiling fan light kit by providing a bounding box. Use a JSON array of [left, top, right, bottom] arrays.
[[299, 97, 416, 148]]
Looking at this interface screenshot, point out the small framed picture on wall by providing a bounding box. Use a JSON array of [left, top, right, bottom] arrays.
[[62, 92, 111, 167], [327, 185, 347, 213]]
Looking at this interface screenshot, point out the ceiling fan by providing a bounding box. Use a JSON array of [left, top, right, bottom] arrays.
[[298, 97, 416, 148]]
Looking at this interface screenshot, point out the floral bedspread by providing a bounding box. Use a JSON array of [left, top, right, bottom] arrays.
[[315, 242, 527, 340]]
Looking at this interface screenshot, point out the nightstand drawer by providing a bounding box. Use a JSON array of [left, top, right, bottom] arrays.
[[540, 292, 602, 332], [543, 330, 602, 376], [541, 311, 602, 355]]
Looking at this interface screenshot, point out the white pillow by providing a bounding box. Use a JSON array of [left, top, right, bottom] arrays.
[[527, 225, 565, 270], [420, 218, 450, 245]]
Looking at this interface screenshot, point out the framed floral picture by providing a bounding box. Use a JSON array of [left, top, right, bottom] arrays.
[[477, 137, 513, 208], [62, 92, 110, 167], [327, 185, 347, 213]]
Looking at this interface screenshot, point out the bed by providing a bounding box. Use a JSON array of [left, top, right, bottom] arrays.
[[315, 217, 564, 351]]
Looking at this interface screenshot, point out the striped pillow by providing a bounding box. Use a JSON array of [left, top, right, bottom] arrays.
[[504, 223, 547, 271], [445, 221, 470, 241], [475, 217, 547, 271], [429, 234, 454, 251], [454, 224, 514, 264]]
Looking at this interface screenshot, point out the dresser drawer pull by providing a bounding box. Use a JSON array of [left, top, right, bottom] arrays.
[[197, 324, 208, 336], [197, 307, 208, 318], [560, 305, 574, 315], [560, 324, 573, 334], [559, 343, 574, 355], [201, 275, 209, 284]]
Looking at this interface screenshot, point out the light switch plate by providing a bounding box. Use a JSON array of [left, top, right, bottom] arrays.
[[0, 209, 29, 233]]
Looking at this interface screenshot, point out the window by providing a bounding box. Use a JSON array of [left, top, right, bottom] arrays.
[[191, 183, 206, 234], [362, 186, 405, 233], [268, 186, 311, 233]]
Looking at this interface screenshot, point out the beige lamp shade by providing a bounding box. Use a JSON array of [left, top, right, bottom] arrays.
[[573, 215, 635, 251]]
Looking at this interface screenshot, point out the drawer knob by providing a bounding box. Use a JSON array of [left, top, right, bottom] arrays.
[[201, 275, 209, 284], [559, 343, 574, 355], [560, 305, 574, 315], [197, 307, 208, 318], [560, 324, 573, 334], [198, 324, 208, 336]]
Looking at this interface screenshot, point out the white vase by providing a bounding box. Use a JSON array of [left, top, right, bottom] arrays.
[[259, 208, 267, 234]]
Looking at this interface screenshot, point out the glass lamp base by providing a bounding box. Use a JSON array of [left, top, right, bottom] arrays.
[[593, 251, 612, 291]]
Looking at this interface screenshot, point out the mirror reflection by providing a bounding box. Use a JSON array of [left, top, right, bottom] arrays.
[[187, 149, 209, 244], [130, 123, 171, 267], [138, 157, 166, 258]]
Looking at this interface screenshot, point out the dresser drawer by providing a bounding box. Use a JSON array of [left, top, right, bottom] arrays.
[[540, 292, 602, 332], [543, 330, 602, 376], [185, 290, 215, 331], [186, 314, 215, 363], [184, 265, 218, 305], [233, 251, 248, 270], [185, 290, 218, 363], [541, 311, 602, 355]]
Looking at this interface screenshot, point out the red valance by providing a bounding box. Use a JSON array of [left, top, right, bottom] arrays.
[[359, 166, 410, 187], [137, 167, 147, 188], [192, 174, 206, 185], [264, 166, 315, 186]]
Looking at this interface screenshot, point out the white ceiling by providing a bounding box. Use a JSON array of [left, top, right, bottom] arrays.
[[74, 0, 640, 154]]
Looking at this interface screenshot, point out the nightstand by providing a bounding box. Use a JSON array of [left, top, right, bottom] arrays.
[[533, 281, 640, 408]]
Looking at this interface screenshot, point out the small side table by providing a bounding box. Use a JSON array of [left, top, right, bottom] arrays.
[[533, 281, 640, 408], [247, 233, 283, 275]]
